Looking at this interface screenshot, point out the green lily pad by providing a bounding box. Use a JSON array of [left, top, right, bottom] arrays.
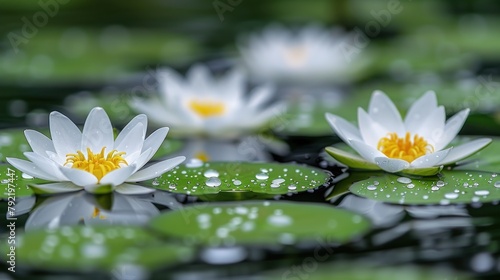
[[144, 162, 331, 200], [454, 137, 500, 173], [350, 170, 500, 205], [0, 226, 193, 272], [0, 164, 47, 199], [265, 262, 471, 280], [1, 28, 199, 84], [149, 201, 370, 246]]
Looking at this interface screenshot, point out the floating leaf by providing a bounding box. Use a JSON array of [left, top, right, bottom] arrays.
[[144, 162, 331, 201], [0, 164, 47, 199], [0, 226, 193, 272], [149, 201, 370, 246], [350, 170, 500, 205], [265, 262, 471, 280], [454, 137, 500, 173]]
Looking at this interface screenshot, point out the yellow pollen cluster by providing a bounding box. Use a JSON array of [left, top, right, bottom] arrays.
[[377, 132, 434, 163], [65, 147, 127, 182], [189, 99, 226, 118]]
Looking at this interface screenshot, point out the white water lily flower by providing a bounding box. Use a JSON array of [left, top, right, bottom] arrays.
[[238, 24, 367, 85], [6, 107, 185, 194], [130, 64, 284, 138], [325, 91, 492, 176]]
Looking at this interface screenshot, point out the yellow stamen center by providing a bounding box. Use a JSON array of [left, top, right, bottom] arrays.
[[189, 99, 226, 118], [194, 151, 210, 162], [377, 132, 434, 163], [65, 147, 128, 182], [284, 45, 308, 68]]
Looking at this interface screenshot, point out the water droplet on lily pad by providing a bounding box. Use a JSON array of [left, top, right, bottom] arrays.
[[397, 177, 412, 184], [444, 193, 459, 200], [474, 190, 490, 196], [204, 169, 219, 178], [255, 173, 269, 180], [186, 158, 204, 168], [206, 177, 222, 187]]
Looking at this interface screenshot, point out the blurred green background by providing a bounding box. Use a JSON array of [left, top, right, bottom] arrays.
[[1, 0, 500, 131]]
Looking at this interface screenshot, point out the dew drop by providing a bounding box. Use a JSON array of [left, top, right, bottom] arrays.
[[431, 186, 439, 191], [287, 185, 297, 191], [233, 180, 242, 186], [22, 173, 34, 179], [272, 178, 285, 184], [367, 185, 377, 191], [204, 169, 219, 178], [205, 177, 222, 187], [255, 173, 269, 180], [444, 193, 459, 199], [407, 183, 415, 189], [373, 181, 379, 186], [474, 190, 490, 196], [397, 177, 412, 184], [436, 180, 445, 187], [186, 158, 204, 168], [494, 181, 500, 188], [267, 214, 292, 227]]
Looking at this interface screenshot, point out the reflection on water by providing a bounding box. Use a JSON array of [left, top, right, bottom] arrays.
[[21, 191, 166, 230]]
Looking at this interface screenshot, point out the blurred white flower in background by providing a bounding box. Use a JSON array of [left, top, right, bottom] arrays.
[[130, 64, 285, 139], [7, 107, 185, 194], [238, 24, 368, 85]]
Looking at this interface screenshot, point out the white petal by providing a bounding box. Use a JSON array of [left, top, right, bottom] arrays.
[[127, 156, 185, 182], [24, 130, 55, 157], [143, 127, 169, 155], [348, 140, 386, 163], [59, 167, 98, 187], [439, 138, 492, 166], [358, 108, 389, 148], [50, 111, 82, 158], [410, 148, 451, 168], [413, 106, 445, 146], [130, 148, 153, 172], [30, 182, 82, 194], [98, 164, 137, 186], [368, 90, 405, 135], [115, 123, 145, 161], [23, 152, 66, 180], [435, 109, 470, 151], [187, 64, 212, 88], [404, 90, 438, 131], [374, 157, 410, 173], [81, 107, 114, 152], [6, 157, 59, 181], [115, 183, 155, 195], [325, 113, 362, 143], [115, 114, 148, 148], [247, 85, 274, 109]]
